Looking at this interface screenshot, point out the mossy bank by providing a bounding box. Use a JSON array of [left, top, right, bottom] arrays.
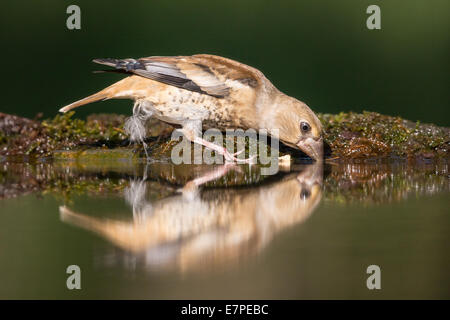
[[1, 111, 448, 162]]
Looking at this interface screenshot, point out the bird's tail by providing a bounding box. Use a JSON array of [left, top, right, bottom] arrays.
[[59, 89, 111, 113], [60, 58, 147, 113], [59, 70, 141, 113]]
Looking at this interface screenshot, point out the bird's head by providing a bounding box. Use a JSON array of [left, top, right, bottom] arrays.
[[265, 94, 323, 161]]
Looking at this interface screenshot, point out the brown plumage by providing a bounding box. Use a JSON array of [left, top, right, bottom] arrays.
[[60, 54, 323, 161]]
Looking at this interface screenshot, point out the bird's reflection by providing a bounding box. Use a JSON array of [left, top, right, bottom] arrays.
[[60, 163, 323, 273]]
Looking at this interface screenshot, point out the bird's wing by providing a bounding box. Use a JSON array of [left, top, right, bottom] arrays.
[[93, 55, 267, 98]]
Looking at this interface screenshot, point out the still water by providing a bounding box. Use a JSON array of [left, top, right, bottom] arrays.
[[0, 160, 449, 299]]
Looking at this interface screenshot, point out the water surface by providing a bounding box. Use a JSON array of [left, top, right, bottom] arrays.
[[0, 160, 449, 299]]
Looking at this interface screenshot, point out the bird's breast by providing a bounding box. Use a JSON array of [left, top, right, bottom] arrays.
[[136, 80, 259, 131], [144, 87, 244, 129]]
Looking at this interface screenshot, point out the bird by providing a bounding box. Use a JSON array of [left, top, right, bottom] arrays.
[[59, 54, 323, 162]]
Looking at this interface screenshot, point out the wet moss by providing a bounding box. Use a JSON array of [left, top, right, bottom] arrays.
[[0, 112, 128, 159], [0, 111, 448, 161], [319, 111, 449, 160]]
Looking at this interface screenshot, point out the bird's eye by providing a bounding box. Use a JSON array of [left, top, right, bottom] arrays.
[[300, 121, 311, 133], [300, 189, 311, 200]]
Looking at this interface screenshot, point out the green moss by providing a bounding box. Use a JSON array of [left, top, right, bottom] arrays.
[[0, 112, 131, 159], [318, 111, 449, 159], [41, 111, 127, 149], [1, 111, 449, 161]]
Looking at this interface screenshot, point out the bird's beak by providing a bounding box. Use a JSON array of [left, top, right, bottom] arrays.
[[297, 137, 323, 161]]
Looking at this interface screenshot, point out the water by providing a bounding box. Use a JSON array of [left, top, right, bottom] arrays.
[[0, 160, 449, 299]]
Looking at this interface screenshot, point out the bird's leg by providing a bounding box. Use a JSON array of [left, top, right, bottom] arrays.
[[180, 124, 255, 163], [192, 136, 255, 163]]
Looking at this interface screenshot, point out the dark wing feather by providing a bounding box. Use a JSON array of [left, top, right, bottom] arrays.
[[93, 57, 230, 98]]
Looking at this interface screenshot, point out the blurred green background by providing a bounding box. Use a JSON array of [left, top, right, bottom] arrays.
[[1, 0, 449, 125]]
